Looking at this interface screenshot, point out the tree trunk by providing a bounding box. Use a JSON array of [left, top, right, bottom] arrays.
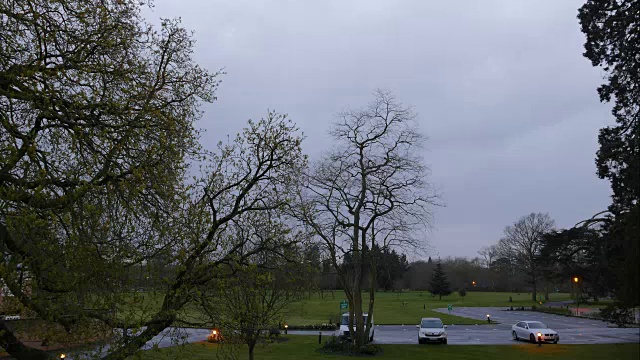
[[248, 341, 256, 360], [544, 284, 550, 301], [531, 279, 537, 302], [365, 247, 377, 344], [353, 277, 364, 349]]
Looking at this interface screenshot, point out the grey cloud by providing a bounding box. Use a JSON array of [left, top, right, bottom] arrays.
[[148, 0, 612, 257]]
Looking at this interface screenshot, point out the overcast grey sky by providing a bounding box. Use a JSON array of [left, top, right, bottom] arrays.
[[148, 0, 613, 258]]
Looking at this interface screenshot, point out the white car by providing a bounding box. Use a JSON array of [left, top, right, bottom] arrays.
[[417, 317, 447, 344], [338, 312, 374, 342], [511, 321, 559, 343]]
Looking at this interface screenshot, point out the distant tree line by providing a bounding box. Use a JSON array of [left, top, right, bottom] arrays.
[[309, 251, 534, 294]]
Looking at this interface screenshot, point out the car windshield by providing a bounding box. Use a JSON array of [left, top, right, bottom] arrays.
[[421, 319, 443, 328], [341, 315, 368, 325], [527, 322, 547, 329]]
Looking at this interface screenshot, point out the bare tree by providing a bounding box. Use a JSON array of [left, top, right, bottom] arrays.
[[478, 245, 498, 269], [297, 90, 437, 350], [498, 213, 555, 301]]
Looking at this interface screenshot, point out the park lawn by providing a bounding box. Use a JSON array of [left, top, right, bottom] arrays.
[[281, 291, 572, 325], [132, 335, 640, 360], [116, 291, 573, 326]]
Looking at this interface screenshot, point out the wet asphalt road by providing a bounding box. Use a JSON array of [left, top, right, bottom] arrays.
[[86, 307, 640, 353], [288, 307, 639, 345]]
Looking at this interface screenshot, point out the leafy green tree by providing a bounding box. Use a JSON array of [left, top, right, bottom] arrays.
[[0, 0, 218, 357], [193, 211, 313, 360], [578, 0, 639, 308], [429, 262, 451, 300], [198, 259, 305, 360], [0, 2, 307, 359]]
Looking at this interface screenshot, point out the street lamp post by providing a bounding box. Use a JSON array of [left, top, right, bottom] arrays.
[[573, 277, 580, 316]]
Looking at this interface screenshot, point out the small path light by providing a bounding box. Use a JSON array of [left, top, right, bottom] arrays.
[[537, 332, 542, 347], [284, 324, 288, 335], [59, 354, 66, 359], [486, 314, 491, 323]]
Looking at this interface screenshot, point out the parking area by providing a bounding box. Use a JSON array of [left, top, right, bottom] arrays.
[[135, 308, 639, 349], [290, 307, 640, 345], [434, 306, 609, 329]]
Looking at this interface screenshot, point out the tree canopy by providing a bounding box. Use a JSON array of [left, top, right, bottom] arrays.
[[578, 0, 639, 308]]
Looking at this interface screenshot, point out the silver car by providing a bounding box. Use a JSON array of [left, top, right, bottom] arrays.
[[417, 317, 448, 344], [512, 321, 559, 343]]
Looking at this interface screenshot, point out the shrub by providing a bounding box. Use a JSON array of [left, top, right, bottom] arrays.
[[360, 344, 382, 355], [458, 288, 467, 298], [321, 336, 381, 356], [321, 336, 345, 352], [600, 303, 635, 327]]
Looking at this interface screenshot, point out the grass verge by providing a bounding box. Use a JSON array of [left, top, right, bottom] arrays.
[[132, 335, 639, 360]]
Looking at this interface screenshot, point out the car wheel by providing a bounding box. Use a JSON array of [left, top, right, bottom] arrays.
[[442, 339, 447, 345], [553, 339, 558, 344], [529, 334, 536, 343], [418, 338, 423, 344], [512, 331, 518, 340], [369, 331, 374, 343]]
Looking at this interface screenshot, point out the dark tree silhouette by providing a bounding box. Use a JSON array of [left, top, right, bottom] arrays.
[[429, 262, 452, 300]]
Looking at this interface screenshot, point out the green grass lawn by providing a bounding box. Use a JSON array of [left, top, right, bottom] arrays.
[[117, 291, 573, 326], [281, 291, 572, 325], [133, 335, 639, 360]]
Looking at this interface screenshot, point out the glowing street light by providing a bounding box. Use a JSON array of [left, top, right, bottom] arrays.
[[59, 355, 66, 360], [573, 276, 581, 316], [472, 281, 476, 287]]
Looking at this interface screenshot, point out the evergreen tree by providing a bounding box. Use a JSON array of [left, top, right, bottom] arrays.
[[578, 0, 639, 308], [429, 262, 452, 300]]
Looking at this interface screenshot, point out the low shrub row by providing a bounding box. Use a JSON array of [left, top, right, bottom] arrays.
[[320, 336, 382, 356]]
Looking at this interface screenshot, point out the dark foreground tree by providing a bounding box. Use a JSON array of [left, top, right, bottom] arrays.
[[578, 0, 639, 308], [429, 262, 451, 300], [0, 1, 307, 358], [539, 226, 609, 301], [0, 0, 218, 358]]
